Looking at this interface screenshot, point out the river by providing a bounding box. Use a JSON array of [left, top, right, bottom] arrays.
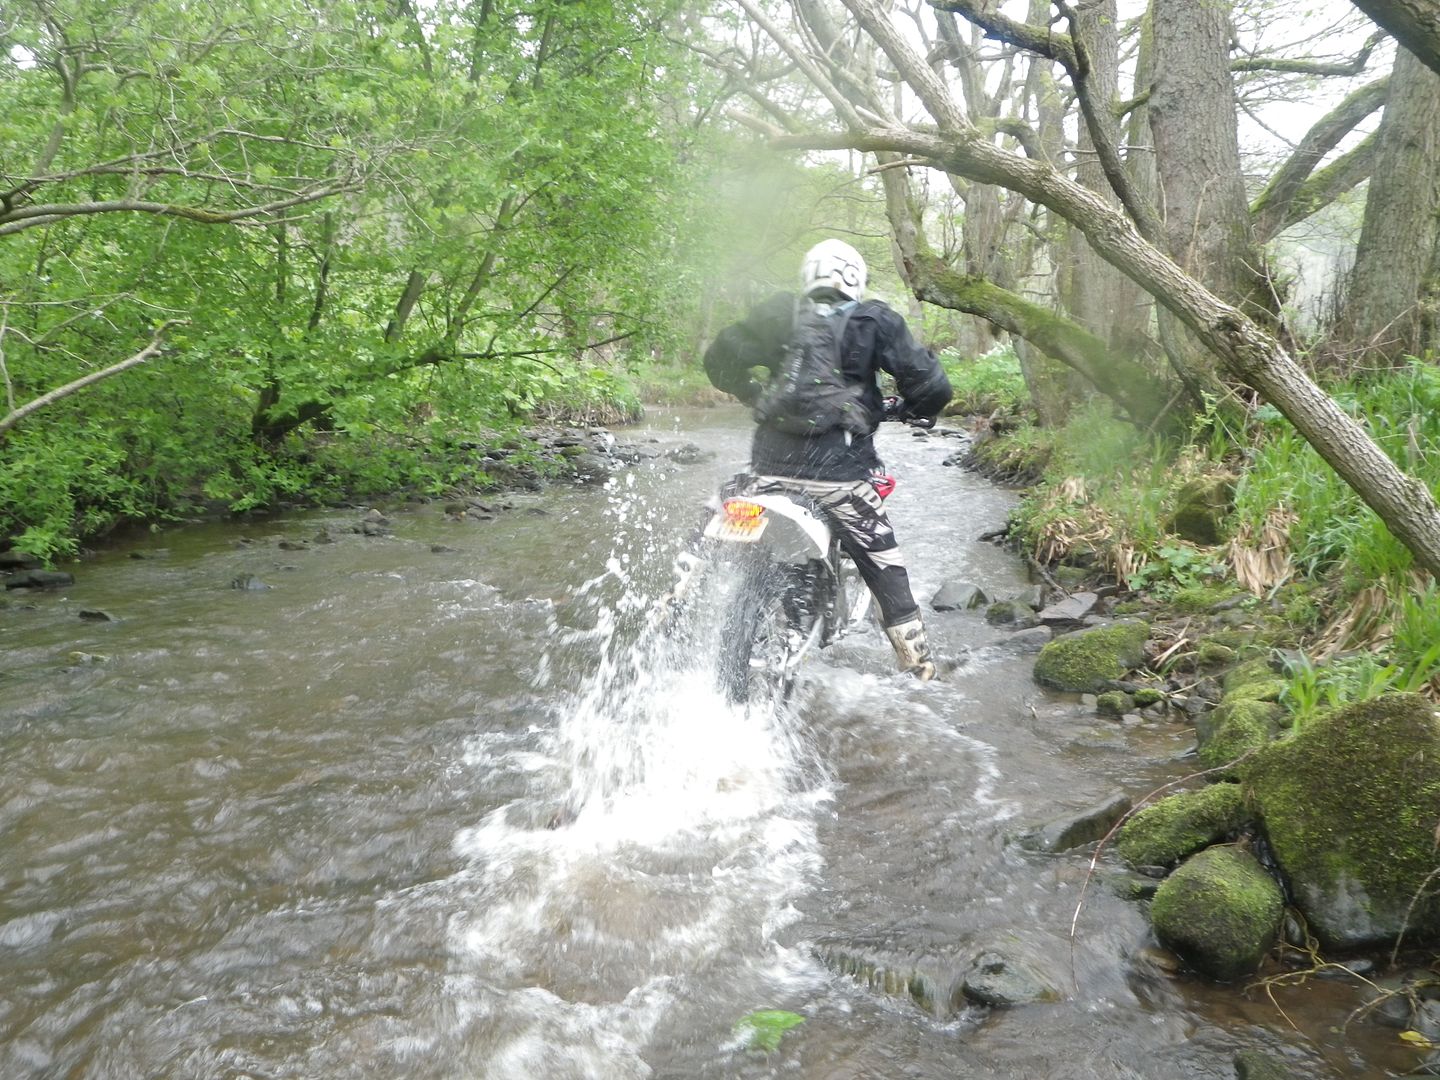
[[0, 407, 1411, 1078]]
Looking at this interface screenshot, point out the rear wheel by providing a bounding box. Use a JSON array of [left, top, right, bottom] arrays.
[[717, 557, 826, 704]]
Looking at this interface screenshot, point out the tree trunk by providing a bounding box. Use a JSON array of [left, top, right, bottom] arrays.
[[1350, 0, 1440, 78], [1325, 46, 1440, 366], [881, 162, 1174, 426], [1060, 0, 1150, 359]]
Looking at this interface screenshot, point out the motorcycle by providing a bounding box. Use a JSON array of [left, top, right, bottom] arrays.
[[672, 399, 927, 704]]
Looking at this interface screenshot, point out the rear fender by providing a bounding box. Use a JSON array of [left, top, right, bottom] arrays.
[[713, 494, 830, 563]]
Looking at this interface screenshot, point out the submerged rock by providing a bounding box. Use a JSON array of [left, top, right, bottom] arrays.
[[5, 569, 74, 590], [230, 574, 271, 591], [1245, 693, 1440, 949], [814, 936, 969, 1018], [1033, 620, 1149, 693], [1115, 783, 1250, 869], [1018, 792, 1132, 853], [960, 951, 1060, 1007], [1150, 845, 1283, 981], [931, 581, 987, 612]]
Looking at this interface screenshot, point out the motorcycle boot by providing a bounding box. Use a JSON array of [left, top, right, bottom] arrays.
[[884, 616, 936, 681]]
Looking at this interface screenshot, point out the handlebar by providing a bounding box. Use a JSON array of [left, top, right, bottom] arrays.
[[882, 396, 935, 429]]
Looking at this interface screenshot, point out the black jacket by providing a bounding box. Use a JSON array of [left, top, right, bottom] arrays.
[[703, 292, 952, 481]]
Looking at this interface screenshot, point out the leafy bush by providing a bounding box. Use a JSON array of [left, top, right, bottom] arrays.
[[939, 344, 1030, 415]]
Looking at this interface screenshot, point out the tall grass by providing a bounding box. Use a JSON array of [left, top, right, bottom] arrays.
[[1234, 362, 1440, 584]]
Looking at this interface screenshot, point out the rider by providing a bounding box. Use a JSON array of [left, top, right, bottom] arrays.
[[702, 239, 952, 680]]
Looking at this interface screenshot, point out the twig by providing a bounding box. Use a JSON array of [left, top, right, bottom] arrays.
[[1068, 748, 1261, 993]]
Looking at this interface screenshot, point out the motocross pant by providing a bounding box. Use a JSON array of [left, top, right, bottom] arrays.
[[747, 474, 920, 627]]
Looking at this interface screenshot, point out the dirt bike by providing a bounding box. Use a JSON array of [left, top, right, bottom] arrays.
[[685, 399, 927, 704]]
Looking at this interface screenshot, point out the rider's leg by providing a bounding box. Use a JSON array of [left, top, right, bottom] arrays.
[[755, 475, 936, 679]]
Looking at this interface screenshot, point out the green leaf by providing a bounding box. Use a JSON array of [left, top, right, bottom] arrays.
[[734, 1010, 805, 1053]]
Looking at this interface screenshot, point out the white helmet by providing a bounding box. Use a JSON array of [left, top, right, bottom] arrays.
[[800, 238, 866, 302]]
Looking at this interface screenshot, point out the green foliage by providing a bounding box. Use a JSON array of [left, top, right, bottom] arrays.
[[1236, 363, 1440, 583], [626, 361, 730, 407], [1282, 643, 1440, 724], [1126, 544, 1227, 597], [0, 0, 701, 556], [734, 1010, 805, 1053], [939, 344, 1030, 415]]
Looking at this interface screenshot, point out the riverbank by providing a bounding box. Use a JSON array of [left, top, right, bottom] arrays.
[[938, 397, 1440, 1077]]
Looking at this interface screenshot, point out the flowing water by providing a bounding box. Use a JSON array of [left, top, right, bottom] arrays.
[[0, 408, 1415, 1078]]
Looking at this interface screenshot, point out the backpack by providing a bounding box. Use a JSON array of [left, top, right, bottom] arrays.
[[753, 298, 870, 437]]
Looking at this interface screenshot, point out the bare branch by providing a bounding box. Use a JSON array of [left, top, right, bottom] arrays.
[[0, 182, 356, 238], [1251, 77, 1390, 243], [0, 321, 186, 438]]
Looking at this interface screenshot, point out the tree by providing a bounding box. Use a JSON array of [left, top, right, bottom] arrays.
[[1323, 44, 1440, 365], [725, 0, 1440, 578]]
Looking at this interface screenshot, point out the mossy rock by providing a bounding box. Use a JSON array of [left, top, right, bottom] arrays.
[[1150, 845, 1283, 981], [1225, 678, 1286, 704], [1197, 642, 1237, 667], [1133, 688, 1165, 708], [1033, 620, 1150, 693], [1115, 783, 1250, 869], [1053, 564, 1093, 588], [1206, 628, 1259, 651], [1223, 657, 1277, 694], [1096, 690, 1134, 717], [1245, 694, 1440, 949], [1169, 584, 1239, 614], [986, 599, 1039, 628], [1168, 475, 1235, 546], [1196, 699, 1285, 773]]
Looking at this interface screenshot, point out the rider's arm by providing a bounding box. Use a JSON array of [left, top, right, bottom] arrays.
[[869, 303, 952, 421], [702, 292, 793, 406]]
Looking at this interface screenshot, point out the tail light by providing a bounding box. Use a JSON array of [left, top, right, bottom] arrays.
[[722, 498, 767, 523]]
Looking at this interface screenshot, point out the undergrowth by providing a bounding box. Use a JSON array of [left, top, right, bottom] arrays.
[[995, 363, 1440, 701], [939, 344, 1031, 417]]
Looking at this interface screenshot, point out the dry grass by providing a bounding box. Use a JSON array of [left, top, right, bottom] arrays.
[[1229, 507, 1297, 596]]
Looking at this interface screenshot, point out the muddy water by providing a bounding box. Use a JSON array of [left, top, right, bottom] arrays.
[[0, 407, 1413, 1078]]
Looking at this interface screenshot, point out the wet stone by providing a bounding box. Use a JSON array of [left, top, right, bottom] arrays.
[[5, 570, 74, 590], [1017, 792, 1132, 853], [78, 609, 117, 622], [1039, 592, 1099, 625], [1001, 626, 1052, 652], [931, 581, 987, 612], [960, 952, 1059, 1007], [1234, 1049, 1302, 1080]]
